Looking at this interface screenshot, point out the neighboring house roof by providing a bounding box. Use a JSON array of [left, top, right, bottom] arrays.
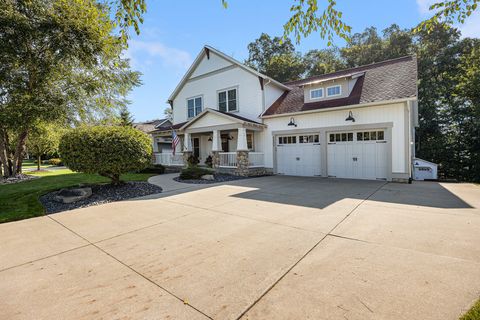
[[134, 119, 172, 133], [168, 45, 291, 103], [263, 55, 417, 117]]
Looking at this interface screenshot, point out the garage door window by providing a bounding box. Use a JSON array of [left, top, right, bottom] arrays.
[[278, 136, 297, 144], [357, 130, 385, 141], [299, 135, 319, 143], [329, 132, 353, 142]]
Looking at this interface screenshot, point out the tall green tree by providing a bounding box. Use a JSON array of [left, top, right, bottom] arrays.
[[26, 123, 62, 171], [303, 48, 345, 77], [0, 0, 140, 177], [118, 108, 135, 127], [245, 33, 296, 74]]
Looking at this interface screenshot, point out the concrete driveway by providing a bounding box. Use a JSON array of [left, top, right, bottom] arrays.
[[1, 176, 480, 320]]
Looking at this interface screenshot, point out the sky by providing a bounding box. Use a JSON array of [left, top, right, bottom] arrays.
[[125, 0, 480, 122]]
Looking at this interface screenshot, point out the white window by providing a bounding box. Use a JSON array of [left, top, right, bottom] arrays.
[[310, 88, 323, 100], [327, 85, 341, 97], [187, 96, 202, 118], [218, 88, 237, 112], [278, 136, 297, 144]]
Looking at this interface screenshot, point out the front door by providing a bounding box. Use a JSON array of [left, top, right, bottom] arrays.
[[221, 135, 229, 152], [193, 138, 200, 158]]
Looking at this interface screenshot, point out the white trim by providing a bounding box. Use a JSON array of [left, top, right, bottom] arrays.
[[168, 46, 291, 103], [186, 95, 203, 119], [326, 85, 342, 97], [310, 88, 324, 100], [261, 97, 417, 119]]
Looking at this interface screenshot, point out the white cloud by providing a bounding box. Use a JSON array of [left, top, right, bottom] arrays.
[[458, 12, 480, 38], [416, 0, 437, 15], [125, 40, 192, 70], [416, 0, 480, 38]]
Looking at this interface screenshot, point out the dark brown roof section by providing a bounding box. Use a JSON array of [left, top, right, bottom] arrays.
[[263, 55, 417, 116]]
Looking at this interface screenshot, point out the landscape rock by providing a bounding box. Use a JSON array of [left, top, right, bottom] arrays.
[[54, 187, 92, 204], [201, 174, 215, 181]]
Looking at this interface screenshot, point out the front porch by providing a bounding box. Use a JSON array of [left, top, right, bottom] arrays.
[[152, 109, 268, 176]]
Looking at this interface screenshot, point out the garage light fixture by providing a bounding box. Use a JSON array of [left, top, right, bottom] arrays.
[[287, 117, 297, 127], [345, 111, 355, 122]]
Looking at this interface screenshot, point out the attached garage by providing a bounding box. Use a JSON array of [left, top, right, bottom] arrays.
[[327, 130, 388, 180], [276, 134, 321, 176]]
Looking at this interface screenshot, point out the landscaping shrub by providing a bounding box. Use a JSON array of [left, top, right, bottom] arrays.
[[48, 158, 63, 166], [179, 167, 213, 180], [139, 164, 165, 174], [59, 126, 152, 185], [186, 154, 199, 167], [204, 155, 213, 168]]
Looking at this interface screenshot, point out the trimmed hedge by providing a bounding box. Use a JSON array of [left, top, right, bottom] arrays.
[[59, 126, 152, 184], [48, 158, 63, 166], [179, 167, 213, 180], [139, 164, 165, 174]]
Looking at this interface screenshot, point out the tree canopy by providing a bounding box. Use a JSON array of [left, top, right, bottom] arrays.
[[0, 0, 140, 177]]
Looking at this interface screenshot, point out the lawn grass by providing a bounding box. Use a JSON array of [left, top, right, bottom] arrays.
[[21, 159, 54, 170], [461, 299, 480, 320], [0, 169, 155, 224]]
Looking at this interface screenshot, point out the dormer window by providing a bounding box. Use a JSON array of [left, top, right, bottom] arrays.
[[310, 88, 323, 100], [327, 85, 341, 97], [187, 96, 202, 118], [218, 88, 237, 112]]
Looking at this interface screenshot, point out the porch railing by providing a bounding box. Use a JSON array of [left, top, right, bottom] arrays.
[[154, 152, 184, 166], [249, 152, 264, 167], [219, 152, 237, 168]]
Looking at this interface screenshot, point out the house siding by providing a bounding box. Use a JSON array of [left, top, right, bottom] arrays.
[[262, 102, 409, 174]]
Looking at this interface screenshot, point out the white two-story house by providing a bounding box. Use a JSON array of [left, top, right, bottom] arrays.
[[150, 45, 418, 182]]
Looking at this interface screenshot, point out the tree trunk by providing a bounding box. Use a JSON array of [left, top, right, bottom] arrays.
[[37, 155, 41, 171], [12, 129, 28, 176], [0, 129, 12, 177]]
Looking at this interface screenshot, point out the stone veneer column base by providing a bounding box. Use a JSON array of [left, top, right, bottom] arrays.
[[182, 151, 193, 168], [235, 150, 249, 176], [211, 151, 220, 169]]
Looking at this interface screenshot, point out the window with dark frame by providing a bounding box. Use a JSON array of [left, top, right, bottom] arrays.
[[187, 96, 202, 118], [218, 88, 237, 112]]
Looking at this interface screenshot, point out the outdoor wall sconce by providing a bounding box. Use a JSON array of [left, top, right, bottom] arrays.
[[287, 117, 297, 127], [208, 136, 212, 141], [345, 111, 355, 122]]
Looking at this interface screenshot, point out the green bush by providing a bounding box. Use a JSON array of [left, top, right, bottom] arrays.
[[186, 154, 199, 167], [204, 155, 213, 168], [48, 158, 63, 166], [139, 164, 165, 174], [179, 167, 213, 180], [59, 126, 152, 184]]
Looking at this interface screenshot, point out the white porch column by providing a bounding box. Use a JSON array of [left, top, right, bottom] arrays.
[[183, 132, 192, 152], [236, 127, 248, 151], [211, 130, 222, 151]]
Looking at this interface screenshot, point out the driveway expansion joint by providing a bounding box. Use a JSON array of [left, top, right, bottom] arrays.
[[45, 215, 214, 320], [234, 181, 388, 320]]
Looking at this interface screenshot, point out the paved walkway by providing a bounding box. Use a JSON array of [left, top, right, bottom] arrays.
[[1, 176, 480, 320]]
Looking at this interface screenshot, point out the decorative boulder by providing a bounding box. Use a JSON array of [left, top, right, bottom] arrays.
[[201, 174, 215, 181], [54, 187, 92, 204]]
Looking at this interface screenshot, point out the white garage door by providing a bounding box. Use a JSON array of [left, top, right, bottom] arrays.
[[327, 130, 388, 180], [276, 134, 321, 176]]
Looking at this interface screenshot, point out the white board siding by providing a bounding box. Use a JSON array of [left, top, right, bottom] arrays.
[[263, 102, 408, 174], [190, 52, 233, 78], [264, 84, 285, 111], [173, 67, 264, 124]]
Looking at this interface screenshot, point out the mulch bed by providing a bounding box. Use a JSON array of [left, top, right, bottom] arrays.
[[173, 173, 250, 184], [40, 181, 162, 214], [0, 174, 39, 185]]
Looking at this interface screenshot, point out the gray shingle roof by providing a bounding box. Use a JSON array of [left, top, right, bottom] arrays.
[[263, 56, 417, 116]]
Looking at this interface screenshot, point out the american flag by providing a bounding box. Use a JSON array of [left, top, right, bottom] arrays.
[[171, 130, 180, 155]]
